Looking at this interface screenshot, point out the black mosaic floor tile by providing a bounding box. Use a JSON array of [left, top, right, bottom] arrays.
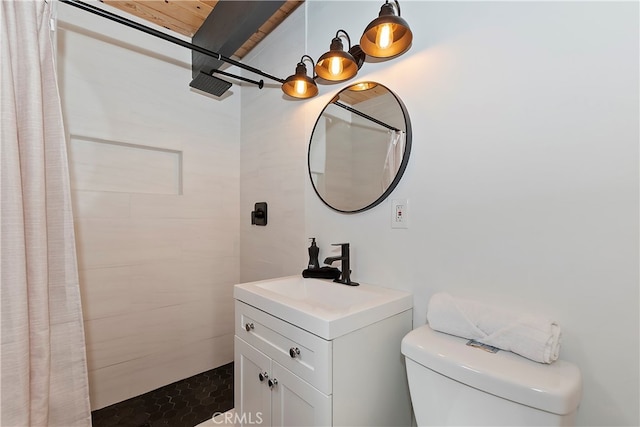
[[91, 362, 234, 427]]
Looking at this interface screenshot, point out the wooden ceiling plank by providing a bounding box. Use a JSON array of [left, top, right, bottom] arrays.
[[103, 0, 199, 36], [167, 0, 213, 23], [135, 1, 206, 34], [102, 0, 302, 61]]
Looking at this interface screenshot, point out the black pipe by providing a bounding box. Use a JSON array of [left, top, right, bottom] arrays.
[[211, 69, 264, 89], [58, 0, 286, 84], [332, 101, 401, 132]]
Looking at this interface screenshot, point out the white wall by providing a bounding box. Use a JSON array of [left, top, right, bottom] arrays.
[[242, 1, 639, 425], [57, 3, 239, 409], [239, 6, 310, 282]]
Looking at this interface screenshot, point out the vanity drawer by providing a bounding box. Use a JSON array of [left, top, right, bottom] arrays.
[[235, 301, 332, 394]]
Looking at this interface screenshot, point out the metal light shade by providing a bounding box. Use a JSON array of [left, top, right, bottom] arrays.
[[348, 82, 378, 91], [360, 1, 413, 58], [282, 60, 318, 99], [315, 36, 359, 82]]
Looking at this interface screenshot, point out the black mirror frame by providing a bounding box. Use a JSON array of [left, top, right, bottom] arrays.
[[307, 82, 412, 214]]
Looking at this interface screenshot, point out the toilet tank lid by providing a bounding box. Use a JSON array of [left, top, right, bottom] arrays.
[[401, 324, 582, 415]]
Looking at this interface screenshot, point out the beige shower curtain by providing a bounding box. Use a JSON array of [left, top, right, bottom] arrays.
[[381, 130, 405, 191], [1, 1, 92, 425]]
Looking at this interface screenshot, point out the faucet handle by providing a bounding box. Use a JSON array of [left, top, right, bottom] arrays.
[[331, 243, 350, 254]]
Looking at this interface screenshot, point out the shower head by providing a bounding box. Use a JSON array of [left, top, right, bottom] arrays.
[[189, 71, 232, 97]]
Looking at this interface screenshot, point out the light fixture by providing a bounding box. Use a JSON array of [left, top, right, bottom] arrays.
[[360, 0, 413, 59], [281, 55, 318, 99], [315, 30, 364, 82], [348, 82, 378, 92]]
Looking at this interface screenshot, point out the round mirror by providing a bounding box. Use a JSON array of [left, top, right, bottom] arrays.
[[308, 82, 412, 213]]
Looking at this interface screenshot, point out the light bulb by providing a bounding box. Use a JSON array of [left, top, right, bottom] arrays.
[[295, 80, 306, 95], [329, 57, 343, 76], [376, 23, 393, 49]]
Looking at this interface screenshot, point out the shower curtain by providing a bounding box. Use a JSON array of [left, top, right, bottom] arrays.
[[1, 1, 92, 425], [381, 130, 405, 191]]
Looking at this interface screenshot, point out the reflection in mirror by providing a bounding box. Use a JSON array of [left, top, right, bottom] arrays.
[[308, 82, 411, 213]]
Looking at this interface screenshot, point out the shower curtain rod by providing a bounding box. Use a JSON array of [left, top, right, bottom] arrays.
[[58, 0, 286, 85], [211, 68, 264, 89], [333, 101, 401, 132]]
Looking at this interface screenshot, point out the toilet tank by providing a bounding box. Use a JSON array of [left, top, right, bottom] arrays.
[[401, 325, 582, 426]]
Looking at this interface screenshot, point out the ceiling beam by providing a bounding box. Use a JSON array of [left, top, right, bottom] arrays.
[[191, 0, 287, 78]]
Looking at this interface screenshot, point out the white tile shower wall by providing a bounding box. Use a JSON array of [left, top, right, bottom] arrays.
[[57, 4, 239, 409], [239, 6, 309, 283], [242, 2, 640, 426]]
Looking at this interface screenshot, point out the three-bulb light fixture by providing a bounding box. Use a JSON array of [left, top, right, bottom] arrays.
[[281, 0, 413, 100]]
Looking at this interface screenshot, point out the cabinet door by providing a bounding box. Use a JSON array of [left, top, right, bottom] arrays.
[[235, 337, 272, 427], [270, 361, 332, 427]]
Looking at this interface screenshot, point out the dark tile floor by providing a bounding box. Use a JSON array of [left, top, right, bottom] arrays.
[[91, 362, 234, 427]]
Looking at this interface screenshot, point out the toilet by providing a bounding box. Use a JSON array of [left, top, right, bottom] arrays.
[[401, 325, 582, 426]]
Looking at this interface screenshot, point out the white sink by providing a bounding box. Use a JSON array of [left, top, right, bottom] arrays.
[[234, 275, 412, 340]]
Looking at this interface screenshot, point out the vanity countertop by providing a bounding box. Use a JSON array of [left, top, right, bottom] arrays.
[[234, 275, 412, 340]]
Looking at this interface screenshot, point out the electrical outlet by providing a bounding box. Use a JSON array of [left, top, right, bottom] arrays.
[[391, 199, 408, 229]]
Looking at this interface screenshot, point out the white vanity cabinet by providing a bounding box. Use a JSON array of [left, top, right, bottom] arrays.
[[234, 301, 332, 427], [234, 293, 413, 427]]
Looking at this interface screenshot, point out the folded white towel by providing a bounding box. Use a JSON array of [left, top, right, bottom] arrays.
[[426, 292, 561, 364]]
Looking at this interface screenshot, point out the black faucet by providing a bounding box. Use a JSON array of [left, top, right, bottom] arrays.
[[323, 243, 359, 286]]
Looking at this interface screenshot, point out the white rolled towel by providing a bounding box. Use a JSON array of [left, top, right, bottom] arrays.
[[426, 292, 561, 364]]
